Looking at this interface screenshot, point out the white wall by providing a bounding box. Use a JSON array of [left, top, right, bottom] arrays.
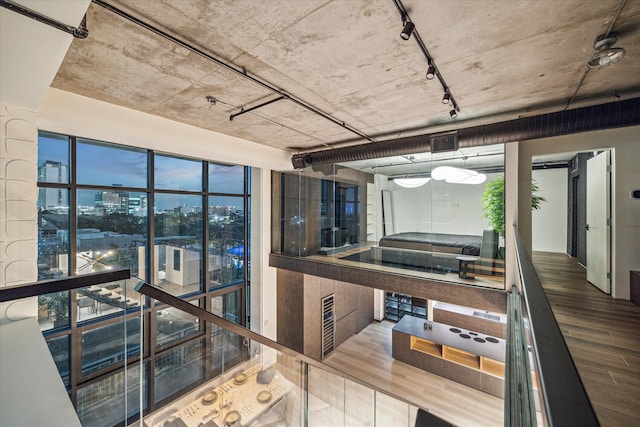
[[0, 107, 39, 323], [390, 172, 500, 236], [38, 88, 293, 172], [532, 168, 568, 253], [519, 125, 640, 300]]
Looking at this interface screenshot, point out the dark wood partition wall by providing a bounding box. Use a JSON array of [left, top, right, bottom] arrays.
[[271, 169, 373, 257], [276, 270, 306, 354], [277, 269, 374, 361], [271, 254, 507, 314]]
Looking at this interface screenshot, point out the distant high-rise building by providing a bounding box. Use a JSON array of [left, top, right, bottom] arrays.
[[38, 160, 68, 208], [95, 191, 130, 214]]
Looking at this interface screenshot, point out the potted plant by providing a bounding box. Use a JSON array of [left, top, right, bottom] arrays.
[[39, 291, 70, 328], [481, 176, 546, 255]]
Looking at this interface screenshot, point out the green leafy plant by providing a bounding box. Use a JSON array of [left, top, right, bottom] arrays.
[[39, 291, 70, 327], [481, 176, 546, 238]]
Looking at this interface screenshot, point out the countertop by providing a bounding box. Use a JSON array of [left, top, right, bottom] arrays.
[[433, 301, 506, 323], [392, 315, 505, 362]]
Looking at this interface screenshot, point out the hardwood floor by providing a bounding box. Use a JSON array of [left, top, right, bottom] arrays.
[[532, 251, 640, 427], [324, 320, 504, 427], [308, 243, 505, 290]]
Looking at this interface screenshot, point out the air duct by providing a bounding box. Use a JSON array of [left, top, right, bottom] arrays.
[[291, 97, 640, 168]]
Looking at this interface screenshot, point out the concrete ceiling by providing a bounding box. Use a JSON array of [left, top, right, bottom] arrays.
[[50, 0, 640, 155]]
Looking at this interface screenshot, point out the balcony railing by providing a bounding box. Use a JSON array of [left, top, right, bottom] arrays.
[[134, 281, 444, 426], [507, 226, 599, 426], [0, 238, 603, 427]]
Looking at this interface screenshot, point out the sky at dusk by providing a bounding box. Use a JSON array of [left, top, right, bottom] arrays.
[[38, 134, 247, 208]]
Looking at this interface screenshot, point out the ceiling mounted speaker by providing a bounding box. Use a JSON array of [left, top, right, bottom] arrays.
[[587, 34, 625, 69]]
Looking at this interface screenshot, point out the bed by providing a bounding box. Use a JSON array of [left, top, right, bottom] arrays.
[[371, 231, 496, 272], [378, 232, 482, 256]]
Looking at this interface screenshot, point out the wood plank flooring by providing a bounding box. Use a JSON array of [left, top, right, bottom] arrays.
[[532, 251, 640, 427], [323, 251, 639, 426], [309, 243, 505, 290], [324, 320, 504, 427]]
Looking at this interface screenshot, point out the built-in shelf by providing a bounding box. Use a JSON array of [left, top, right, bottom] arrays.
[[480, 356, 505, 378], [443, 346, 481, 370], [392, 315, 506, 398], [410, 336, 442, 357]]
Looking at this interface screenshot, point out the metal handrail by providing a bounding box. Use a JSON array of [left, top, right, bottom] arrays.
[[504, 285, 536, 427], [0, 269, 131, 302], [511, 226, 599, 426], [134, 281, 434, 417]]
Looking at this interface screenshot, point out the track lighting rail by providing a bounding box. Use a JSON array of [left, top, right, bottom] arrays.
[[93, 0, 376, 143], [393, 0, 460, 114]]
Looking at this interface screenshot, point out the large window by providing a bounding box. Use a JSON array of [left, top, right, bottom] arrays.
[[37, 132, 251, 424]]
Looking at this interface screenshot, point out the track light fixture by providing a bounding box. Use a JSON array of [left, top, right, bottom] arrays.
[[394, 0, 461, 119], [400, 21, 414, 40], [426, 64, 435, 80]]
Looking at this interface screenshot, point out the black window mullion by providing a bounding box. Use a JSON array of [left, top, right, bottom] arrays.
[[147, 150, 156, 416], [69, 136, 77, 274], [243, 166, 250, 327], [68, 135, 80, 407], [202, 160, 208, 297]]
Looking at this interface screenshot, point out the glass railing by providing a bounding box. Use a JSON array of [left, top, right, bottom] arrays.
[[508, 227, 599, 427], [0, 270, 142, 427], [2, 239, 602, 427], [135, 281, 443, 427]]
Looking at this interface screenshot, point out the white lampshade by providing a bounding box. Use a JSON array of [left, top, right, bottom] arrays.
[[431, 166, 486, 184], [394, 177, 431, 188]]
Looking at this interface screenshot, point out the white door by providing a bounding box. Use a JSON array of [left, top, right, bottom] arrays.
[[586, 151, 611, 294]]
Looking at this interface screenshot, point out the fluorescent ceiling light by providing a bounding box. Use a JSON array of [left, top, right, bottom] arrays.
[[431, 166, 486, 184], [394, 177, 431, 188]]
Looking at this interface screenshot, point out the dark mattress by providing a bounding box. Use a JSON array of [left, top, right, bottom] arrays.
[[379, 232, 482, 256]]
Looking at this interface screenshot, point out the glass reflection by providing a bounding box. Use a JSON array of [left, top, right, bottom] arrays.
[[45, 335, 70, 387], [77, 362, 147, 427], [156, 304, 200, 348], [76, 190, 147, 279], [209, 162, 245, 194], [154, 194, 203, 296], [37, 188, 69, 281], [155, 154, 203, 191], [77, 139, 147, 187], [38, 132, 69, 184], [154, 339, 205, 404], [209, 196, 245, 290], [273, 144, 506, 289], [81, 317, 142, 376]]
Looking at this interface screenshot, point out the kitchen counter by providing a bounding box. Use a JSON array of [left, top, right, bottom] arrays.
[[392, 315, 506, 398], [392, 314, 505, 362]]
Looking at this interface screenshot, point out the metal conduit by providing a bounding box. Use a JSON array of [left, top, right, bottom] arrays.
[[0, 0, 89, 38], [292, 96, 640, 167], [92, 0, 375, 143]]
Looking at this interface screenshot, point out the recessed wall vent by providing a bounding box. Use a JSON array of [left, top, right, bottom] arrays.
[[430, 131, 458, 153], [321, 294, 335, 359]]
